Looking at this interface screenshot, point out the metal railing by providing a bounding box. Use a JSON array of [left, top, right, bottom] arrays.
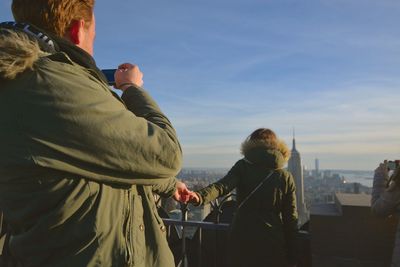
[[163, 203, 230, 267], [162, 204, 311, 267]]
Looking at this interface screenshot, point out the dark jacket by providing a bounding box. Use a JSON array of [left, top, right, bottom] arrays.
[[371, 167, 400, 267], [196, 139, 298, 266], [0, 23, 182, 267]]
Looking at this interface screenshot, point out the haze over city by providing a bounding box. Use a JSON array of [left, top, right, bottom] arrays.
[[1, 0, 399, 170]]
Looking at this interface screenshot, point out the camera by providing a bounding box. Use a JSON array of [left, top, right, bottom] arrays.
[[388, 160, 400, 171]]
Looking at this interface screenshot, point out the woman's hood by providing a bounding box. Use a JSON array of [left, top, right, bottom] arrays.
[[240, 139, 291, 169]]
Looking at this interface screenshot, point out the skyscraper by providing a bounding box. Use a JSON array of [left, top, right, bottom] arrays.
[[287, 133, 308, 225], [315, 158, 320, 178]]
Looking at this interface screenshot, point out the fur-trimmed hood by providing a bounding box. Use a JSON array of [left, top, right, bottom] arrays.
[[0, 29, 45, 80], [0, 21, 108, 85], [240, 139, 291, 169]]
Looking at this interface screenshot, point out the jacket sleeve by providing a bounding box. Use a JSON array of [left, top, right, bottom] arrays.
[[282, 172, 298, 264], [22, 66, 182, 186], [371, 168, 400, 217], [151, 177, 178, 198], [195, 160, 242, 205]]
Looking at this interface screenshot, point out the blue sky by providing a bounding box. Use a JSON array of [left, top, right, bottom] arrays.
[[1, 0, 400, 170]]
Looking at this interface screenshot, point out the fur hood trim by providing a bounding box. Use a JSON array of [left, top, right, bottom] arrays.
[[241, 139, 291, 163], [0, 29, 47, 79]]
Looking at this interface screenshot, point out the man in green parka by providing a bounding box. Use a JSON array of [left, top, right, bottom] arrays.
[[0, 0, 189, 266]]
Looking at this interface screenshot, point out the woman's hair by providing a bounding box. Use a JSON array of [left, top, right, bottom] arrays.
[[242, 128, 290, 161], [248, 128, 277, 143], [12, 0, 95, 37]]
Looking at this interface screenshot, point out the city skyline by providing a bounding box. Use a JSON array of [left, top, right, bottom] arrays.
[[1, 0, 399, 170]]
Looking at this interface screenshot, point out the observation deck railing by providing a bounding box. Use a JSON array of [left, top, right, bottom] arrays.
[[162, 203, 311, 267]]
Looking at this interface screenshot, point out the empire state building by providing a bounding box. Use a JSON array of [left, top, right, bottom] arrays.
[[287, 135, 307, 225]]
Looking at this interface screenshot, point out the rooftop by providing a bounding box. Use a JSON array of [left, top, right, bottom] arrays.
[[335, 192, 371, 207], [310, 192, 397, 267]]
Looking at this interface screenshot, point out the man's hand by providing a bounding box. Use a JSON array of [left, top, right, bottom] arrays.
[[114, 63, 143, 91], [172, 181, 201, 204], [173, 181, 192, 203]]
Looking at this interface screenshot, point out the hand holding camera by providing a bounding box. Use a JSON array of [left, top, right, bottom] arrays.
[[113, 63, 144, 91], [384, 160, 400, 190]]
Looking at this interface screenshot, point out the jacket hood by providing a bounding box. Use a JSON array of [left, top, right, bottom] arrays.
[[240, 139, 291, 169], [0, 29, 47, 80], [0, 21, 109, 85]]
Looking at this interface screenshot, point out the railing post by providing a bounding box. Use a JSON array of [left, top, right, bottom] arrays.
[[214, 206, 223, 267], [180, 203, 189, 267], [197, 227, 202, 267], [162, 218, 231, 267]]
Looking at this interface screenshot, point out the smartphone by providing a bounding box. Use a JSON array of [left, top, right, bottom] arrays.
[[101, 69, 116, 86]]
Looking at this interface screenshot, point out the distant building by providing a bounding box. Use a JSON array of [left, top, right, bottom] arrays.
[[287, 134, 308, 225], [315, 158, 320, 178], [323, 170, 332, 179], [303, 165, 311, 177]]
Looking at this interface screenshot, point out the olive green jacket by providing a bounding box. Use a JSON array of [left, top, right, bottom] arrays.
[[196, 139, 298, 266], [0, 26, 181, 267]]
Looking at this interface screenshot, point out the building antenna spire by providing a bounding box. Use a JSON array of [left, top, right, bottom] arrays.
[[292, 127, 296, 150]]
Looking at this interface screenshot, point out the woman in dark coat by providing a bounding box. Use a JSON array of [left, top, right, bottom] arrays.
[[188, 128, 298, 267]]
